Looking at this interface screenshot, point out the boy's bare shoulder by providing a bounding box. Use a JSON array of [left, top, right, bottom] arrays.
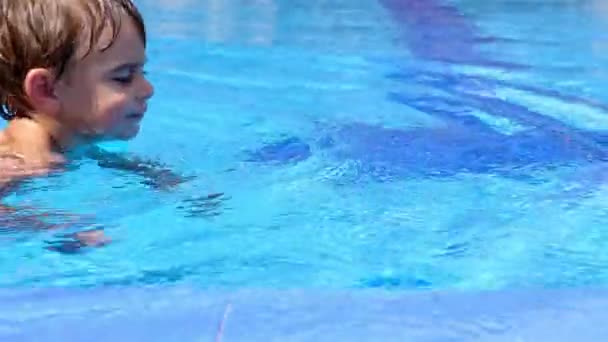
[[0, 149, 56, 184], [0, 153, 28, 183], [0, 129, 64, 180], [0, 134, 25, 174]]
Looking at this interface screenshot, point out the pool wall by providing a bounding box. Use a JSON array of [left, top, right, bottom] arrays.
[[1, 287, 607, 341]]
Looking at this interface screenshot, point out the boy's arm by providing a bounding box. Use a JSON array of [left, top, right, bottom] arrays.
[[87, 146, 193, 190], [0, 203, 108, 252], [0, 204, 90, 229], [0, 158, 108, 253]]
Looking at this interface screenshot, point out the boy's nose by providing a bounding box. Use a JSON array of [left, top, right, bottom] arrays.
[[138, 77, 154, 102]]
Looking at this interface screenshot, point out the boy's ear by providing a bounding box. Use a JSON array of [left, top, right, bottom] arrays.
[[23, 68, 60, 116]]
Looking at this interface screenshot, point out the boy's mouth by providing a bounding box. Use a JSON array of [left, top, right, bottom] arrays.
[[126, 112, 144, 120]]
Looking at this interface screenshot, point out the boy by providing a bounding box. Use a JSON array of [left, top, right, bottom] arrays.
[[0, 0, 152, 170], [0, 0, 184, 249]]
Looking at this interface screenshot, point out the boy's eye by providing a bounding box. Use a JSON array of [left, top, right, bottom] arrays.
[[112, 74, 134, 85], [110, 67, 147, 85]]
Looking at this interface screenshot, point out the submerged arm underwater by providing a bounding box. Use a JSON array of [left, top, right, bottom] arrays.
[[0, 148, 194, 253], [0, 202, 107, 253], [87, 146, 195, 191]]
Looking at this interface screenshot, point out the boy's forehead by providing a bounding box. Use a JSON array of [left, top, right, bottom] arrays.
[[79, 14, 145, 67]]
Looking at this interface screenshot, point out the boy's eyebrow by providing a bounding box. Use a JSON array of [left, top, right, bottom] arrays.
[[109, 58, 147, 72]]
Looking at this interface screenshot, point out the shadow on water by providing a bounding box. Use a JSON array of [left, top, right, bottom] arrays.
[[379, 0, 530, 70], [247, 0, 608, 192]]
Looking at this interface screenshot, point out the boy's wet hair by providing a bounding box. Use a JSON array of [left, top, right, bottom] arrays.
[[0, 0, 146, 120]]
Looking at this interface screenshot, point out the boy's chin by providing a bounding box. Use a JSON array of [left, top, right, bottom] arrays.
[[114, 125, 142, 140], [98, 127, 141, 142]]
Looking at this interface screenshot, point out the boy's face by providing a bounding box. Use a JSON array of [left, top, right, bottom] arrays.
[[53, 12, 154, 142]]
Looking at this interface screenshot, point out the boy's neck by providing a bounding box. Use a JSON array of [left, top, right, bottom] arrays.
[[28, 114, 77, 151]]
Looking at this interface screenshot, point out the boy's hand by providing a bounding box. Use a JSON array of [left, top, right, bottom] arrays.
[[45, 228, 111, 254], [73, 229, 112, 247]]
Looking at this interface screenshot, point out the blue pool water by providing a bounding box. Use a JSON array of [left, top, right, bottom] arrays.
[[2, 0, 608, 293]]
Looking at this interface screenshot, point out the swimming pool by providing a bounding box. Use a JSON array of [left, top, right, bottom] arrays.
[[3, 0, 608, 339]]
